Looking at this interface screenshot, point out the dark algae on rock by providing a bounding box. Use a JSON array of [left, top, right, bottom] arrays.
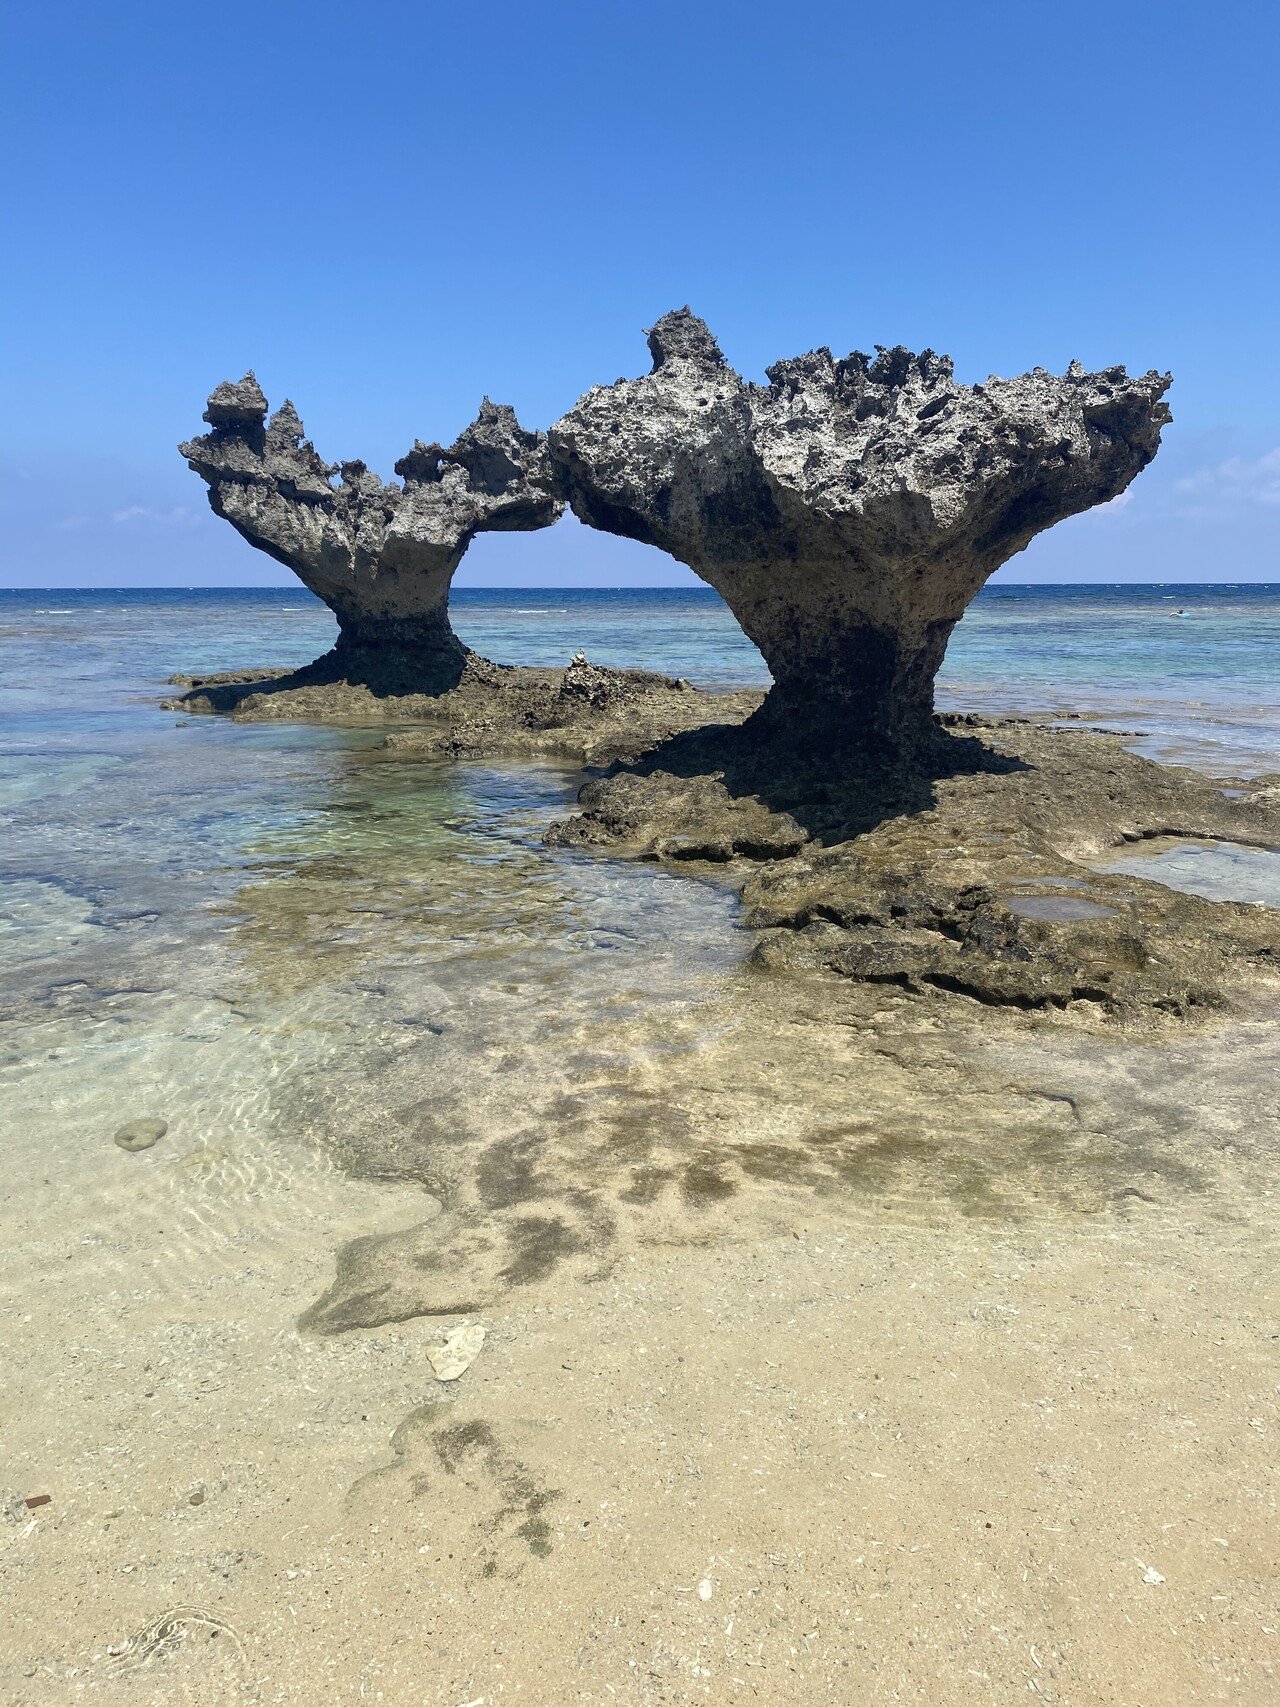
[[739, 721, 1280, 1017], [550, 718, 1280, 1019]]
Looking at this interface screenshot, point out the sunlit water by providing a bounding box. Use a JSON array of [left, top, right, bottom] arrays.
[[1, 583, 1276, 1259]]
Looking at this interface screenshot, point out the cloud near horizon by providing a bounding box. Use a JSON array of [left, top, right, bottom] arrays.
[[1173, 448, 1280, 514], [1065, 448, 1280, 529]]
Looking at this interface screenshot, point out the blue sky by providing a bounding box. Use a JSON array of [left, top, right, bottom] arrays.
[[2, 0, 1277, 588]]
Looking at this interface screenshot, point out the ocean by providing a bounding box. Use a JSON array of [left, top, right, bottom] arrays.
[[4, 581, 1278, 770]]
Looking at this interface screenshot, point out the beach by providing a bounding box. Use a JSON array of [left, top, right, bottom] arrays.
[[2, 587, 1278, 1704]]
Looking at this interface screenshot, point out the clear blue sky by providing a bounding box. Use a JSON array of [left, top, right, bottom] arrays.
[[3, 0, 1277, 588]]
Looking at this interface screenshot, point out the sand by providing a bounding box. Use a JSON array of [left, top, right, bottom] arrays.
[[3, 963, 1278, 1705]]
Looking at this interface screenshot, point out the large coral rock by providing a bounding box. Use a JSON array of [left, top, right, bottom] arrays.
[[181, 375, 561, 692], [549, 311, 1171, 753]]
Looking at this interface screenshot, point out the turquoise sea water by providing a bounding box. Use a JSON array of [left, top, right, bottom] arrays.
[[3, 581, 1278, 768], [1, 582, 1276, 1201]]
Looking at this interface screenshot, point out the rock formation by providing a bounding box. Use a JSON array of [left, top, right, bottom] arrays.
[[538, 320, 1280, 1020], [169, 338, 1280, 1023], [174, 371, 761, 753], [548, 310, 1172, 754], [181, 374, 561, 692]]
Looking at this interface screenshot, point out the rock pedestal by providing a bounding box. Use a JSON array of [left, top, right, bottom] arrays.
[[181, 374, 561, 692], [548, 310, 1172, 755]]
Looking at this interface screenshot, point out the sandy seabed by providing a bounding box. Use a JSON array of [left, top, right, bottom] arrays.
[[3, 943, 1278, 1706]]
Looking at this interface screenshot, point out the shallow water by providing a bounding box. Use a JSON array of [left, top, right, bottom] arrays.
[[5, 582, 1276, 770], [1096, 837, 1280, 907], [0, 743, 743, 1159], [3, 587, 1278, 1701], [1, 583, 1276, 1257], [940, 584, 1280, 775], [1004, 894, 1119, 922], [0, 590, 752, 1266]]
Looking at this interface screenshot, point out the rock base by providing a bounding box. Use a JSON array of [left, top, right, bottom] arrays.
[[548, 716, 1280, 1017], [166, 651, 764, 767]]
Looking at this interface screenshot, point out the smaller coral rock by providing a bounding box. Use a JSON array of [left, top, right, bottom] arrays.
[[181, 384, 562, 693]]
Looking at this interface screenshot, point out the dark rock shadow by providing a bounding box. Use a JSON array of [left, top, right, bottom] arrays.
[[351, 1405, 561, 1579], [166, 639, 477, 715], [551, 707, 1030, 860], [294, 1000, 1264, 1338]]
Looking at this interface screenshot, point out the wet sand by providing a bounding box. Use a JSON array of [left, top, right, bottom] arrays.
[[4, 960, 1278, 1705]]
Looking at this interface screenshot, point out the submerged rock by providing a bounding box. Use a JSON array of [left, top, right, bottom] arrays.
[[427, 1320, 486, 1382], [548, 310, 1171, 754], [114, 1117, 167, 1152], [180, 377, 561, 694]]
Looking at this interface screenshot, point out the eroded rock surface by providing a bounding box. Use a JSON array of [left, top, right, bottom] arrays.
[[175, 376, 764, 749], [550, 719, 1280, 1017], [166, 654, 762, 765], [180, 374, 561, 693], [549, 311, 1171, 753]]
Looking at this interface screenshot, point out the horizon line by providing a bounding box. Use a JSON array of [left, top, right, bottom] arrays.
[[2, 580, 1276, 593]]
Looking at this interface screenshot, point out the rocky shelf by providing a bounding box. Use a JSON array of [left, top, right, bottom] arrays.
[[547, 716, 1280, 1019]]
